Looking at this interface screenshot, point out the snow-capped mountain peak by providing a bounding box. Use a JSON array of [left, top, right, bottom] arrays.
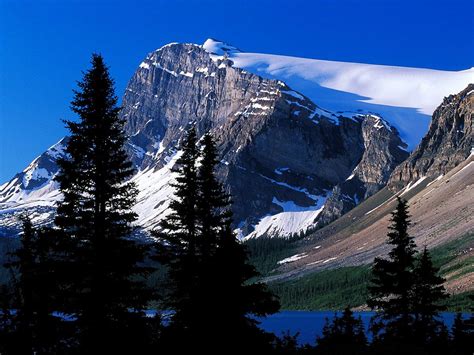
[[202, 38, 241, 56], [199, 39, 474, 149], [1, 40, 472, 240]]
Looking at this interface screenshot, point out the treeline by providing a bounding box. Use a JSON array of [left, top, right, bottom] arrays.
[[245, 234, 301, 275], [270, 266, 371, 310], [268, 232, 474, 312], [276, 198, 474, 354], [0, 55, 472, 354]]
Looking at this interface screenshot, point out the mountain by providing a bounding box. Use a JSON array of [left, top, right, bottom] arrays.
[[266, 85, 473, 296], [0, 40, 472, 239], [389, 84, 474, 188], [209, 39, 474, 149]]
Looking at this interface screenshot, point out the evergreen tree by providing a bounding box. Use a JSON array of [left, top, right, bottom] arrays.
[[198, 133, 280, 352], [54, 54, 153, 353], [152, 127, 201, 347], [367, 197, 417, 346], [315, 307, 367, 355], [155, 131, 279, 352], [411, 246, 448, 347]]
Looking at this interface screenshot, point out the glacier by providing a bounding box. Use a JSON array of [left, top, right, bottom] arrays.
[[203, 38, 474, 149]]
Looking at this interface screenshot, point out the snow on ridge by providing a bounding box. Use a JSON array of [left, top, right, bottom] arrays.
[[244, 194, 328, 240], [197, 42, 473, 149], [202, 38, 241, 56], [131, 150, 182, 229], [370, 114, 392, 131], [278, 253, 308, 265], [144, 39, 472, 149], [45, 139, 67, 159], [230, 51, 474, 116], [345, 172, 356, 181], [401, 176, 428, 195], [23, 167, 52, 186]]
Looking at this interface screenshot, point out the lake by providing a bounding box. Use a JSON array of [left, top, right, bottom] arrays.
[[257, 311, 467, 345]]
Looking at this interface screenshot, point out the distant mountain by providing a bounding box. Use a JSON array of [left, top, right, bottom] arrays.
[[206, 38, 474, 149], [0, 40, 472, 239], [389, 84, 474, 188], [267, 85, 473, 296]]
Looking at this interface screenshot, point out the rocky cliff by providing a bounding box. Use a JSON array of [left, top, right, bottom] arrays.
[[318, 115, 408, 226], [389, 84, 474, 189], [0, 40, 410, 238]]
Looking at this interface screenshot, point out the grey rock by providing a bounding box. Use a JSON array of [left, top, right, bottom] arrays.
[[389, 84, 474, 190]]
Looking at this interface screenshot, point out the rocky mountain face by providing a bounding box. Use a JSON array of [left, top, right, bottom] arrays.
[[389, 84, 474, 189], [0, 138, 67, 205], [0, 40, 409, 238], [268, 85, 474, 290], [317, 115, 408, 226]]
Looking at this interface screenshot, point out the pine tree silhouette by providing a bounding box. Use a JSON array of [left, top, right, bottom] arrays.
[[367, 197, 417, 348], [411, 246, 448, 348], [54, 54, 153, 353], [155, 131, 279, 352], [198, 133, 279, 352], [152, 127, 202, 348]]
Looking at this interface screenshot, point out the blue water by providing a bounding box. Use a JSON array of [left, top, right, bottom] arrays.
[[257, 311, 468, 346]]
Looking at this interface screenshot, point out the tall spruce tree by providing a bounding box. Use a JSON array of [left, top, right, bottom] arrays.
[[367, 197, 417, 346], [155, 131, 279, 352], [196, 133, 279, 351], [411, 247, 448, 347], [55, 54, 152, 353], [153, 127, 201, 346]]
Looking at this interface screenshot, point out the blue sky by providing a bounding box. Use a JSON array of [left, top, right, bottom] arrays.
[[1, 0, 473, 182]]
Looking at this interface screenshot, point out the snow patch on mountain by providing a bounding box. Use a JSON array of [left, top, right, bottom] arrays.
[[131, 150, 182, 230], [278, 253, 308, 265], [202, 39, 474, 149], [244, 194, 328, 240]]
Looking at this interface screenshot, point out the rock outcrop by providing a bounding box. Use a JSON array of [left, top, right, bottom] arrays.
[[389, 84, 474, 189]]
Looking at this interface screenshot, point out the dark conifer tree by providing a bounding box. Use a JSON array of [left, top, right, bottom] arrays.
[[54, 54, 153, 353], [155, 131, 279, 352], [315, 307, 367, 355], [367, 197, 417, 347], [411, 246, 448, 348], [153, 127, 201, 346], [197, 133, 279, 351]]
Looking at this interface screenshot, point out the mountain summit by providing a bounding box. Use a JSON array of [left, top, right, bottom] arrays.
[[0, 40, 472, 239]]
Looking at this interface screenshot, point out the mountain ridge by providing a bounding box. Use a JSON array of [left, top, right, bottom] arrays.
[[0, 39, 472, 240]]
